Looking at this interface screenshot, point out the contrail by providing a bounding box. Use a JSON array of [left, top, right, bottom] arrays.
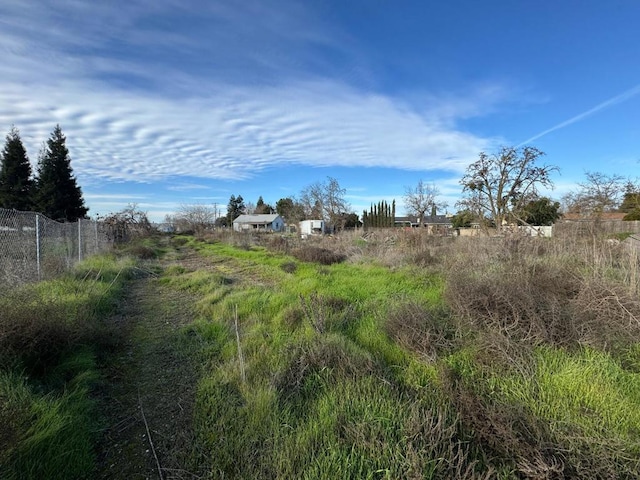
[[518, 83, 640, 146]]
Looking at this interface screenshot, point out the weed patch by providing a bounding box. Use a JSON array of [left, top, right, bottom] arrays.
[[0, 253, 135, 479], [384, 301, 457, 361], [133, 235, 640, 478], [300, 293, 359, 334], [291, 245, 346, 265]]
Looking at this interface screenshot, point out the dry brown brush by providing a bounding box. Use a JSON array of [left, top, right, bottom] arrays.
[[443, 237, 640, 353], [384, 301, 457, 361]]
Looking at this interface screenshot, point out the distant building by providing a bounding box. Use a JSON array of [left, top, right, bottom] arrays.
[[299, 219, 324, 236], [394, 215, 452, 233], [232, 214, 285, 232]]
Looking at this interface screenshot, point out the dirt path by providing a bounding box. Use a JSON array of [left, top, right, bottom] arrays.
[[95, 264, 206, 479]]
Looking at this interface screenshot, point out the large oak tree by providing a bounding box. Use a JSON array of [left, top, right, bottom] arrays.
[[459, 146, 557, 229]]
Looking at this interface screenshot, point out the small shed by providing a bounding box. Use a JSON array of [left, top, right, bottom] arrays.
[[233, 214, 285, 232], [299, 219, 324, 235]]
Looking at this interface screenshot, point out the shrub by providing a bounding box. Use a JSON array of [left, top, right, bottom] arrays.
[[299, 293, 358, 334], [569, 278, 640, 350], [266, 235, 291, 254], [121, 242, 159, 259], [273, 334, 376, 406], [384, 301, 456, 361], [291, 246, 346, 265], [445, 260, 583, 348], [280, 261, 297, 274], [170, 235, 189, 247], [442, 366, 567, 478], [445, 252, 640, 353], [0, 291, 82, 374], [412, 248, 439, 267], [623, 209, 640, 221]]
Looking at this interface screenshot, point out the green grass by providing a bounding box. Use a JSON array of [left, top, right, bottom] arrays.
[[446, 344, 640, 477], [0, 354, 97, 479], [165, 237, 640, 478], [8, 234, 638, 478], [496, 347, 640, 442], [163, 239, 476, 478], [0, 253, 136, 479]]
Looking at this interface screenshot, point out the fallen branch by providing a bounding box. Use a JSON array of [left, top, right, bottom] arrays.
[[139, 392, 164, 480]]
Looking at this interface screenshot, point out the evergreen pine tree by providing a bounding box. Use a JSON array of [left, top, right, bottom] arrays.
[[227, 194, 246, 225], [35, 125, 88, 221], [0, 126, 34, 210]]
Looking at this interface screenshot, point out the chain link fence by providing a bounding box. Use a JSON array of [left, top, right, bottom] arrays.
[[554, 219, 640, 237], [0, 208, 112, 288]]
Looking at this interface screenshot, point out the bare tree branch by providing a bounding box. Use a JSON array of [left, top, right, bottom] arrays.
[[403, 180, 447, 221], [459, 146, 557, 230]]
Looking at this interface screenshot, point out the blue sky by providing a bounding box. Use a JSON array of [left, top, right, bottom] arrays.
[[1, 0, 639, 222]]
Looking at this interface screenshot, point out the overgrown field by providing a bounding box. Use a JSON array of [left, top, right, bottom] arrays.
[[2, 230, 640, 479], [162, 231, 640, 479]]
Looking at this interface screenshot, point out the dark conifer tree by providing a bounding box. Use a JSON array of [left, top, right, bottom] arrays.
[[35, 125, 88, 221], [0, 126, 34, 210], [227, 194, 246, 225], [384, 201, 390, 227], [391, 199, 396, 227]]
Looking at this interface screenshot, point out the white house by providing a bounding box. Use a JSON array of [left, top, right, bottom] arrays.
[[233, 214, 285, 232], [299, 219, 324, 235]]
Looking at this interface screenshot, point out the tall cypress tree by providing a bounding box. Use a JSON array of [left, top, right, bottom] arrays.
[[391, 199, 396, 227], [35, 125, 88, 221], [0, 126, 34, 210]]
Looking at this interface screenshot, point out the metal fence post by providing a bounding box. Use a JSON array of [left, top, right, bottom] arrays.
[[78, 219, 82, 262], [94, 220, 99, 254], [35, 214, 41, 280]]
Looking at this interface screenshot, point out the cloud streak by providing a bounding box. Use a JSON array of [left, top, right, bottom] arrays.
[[518, 83, 640, 146]]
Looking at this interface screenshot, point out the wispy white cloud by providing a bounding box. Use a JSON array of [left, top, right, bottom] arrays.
[[166, 183, 213, 192], [2, 78, 499, 186], [518, 83, 640, 146], [84, 193, 149, 201], [0, 0, 504, 192]]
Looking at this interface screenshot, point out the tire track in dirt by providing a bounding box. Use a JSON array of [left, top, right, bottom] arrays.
[[95, 264, 206, 479], [95, 243, 278, 479]]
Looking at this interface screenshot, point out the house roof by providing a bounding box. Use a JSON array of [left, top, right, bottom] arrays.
[[562, 212, 626, 222], [395, 215, 451, 225], [233, 214, 281, 224]]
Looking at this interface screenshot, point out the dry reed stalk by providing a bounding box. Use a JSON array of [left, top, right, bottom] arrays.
[[139, 392, 164, 480], [234, 304, 246, 384]]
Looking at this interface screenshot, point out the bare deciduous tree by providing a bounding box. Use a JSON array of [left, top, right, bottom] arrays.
[[403, 180, 446, 221], [300, 177, 350, 229], [169, 204, 217, 233], [103, 203, 152, 241], [459, 146, 557, 229], [563, 171, 626, 215]]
